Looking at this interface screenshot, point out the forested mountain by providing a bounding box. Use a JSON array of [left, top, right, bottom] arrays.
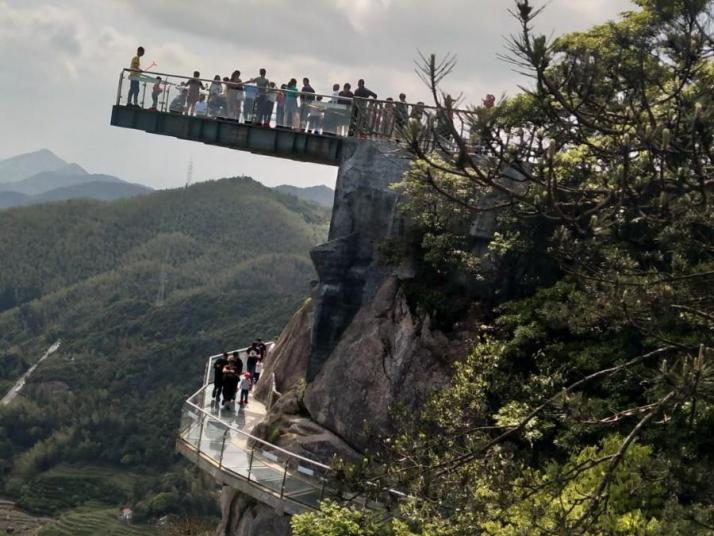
[[11, 181, 152, 206], [0, 176, 329, 527], [273, 184, 334, 208], [0, 150, 152, 209]]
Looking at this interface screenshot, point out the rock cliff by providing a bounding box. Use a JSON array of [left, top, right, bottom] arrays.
[[217, 138, 478, 535], [308, 139, 411, 381]]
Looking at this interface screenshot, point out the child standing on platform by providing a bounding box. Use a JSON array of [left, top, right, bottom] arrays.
[[239, 373, 252, 406], [150, 76, 163, 110]]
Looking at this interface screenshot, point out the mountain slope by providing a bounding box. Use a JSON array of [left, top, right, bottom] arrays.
[[0, 181, 152, 208], [0, 176, 329, 522], [274, 184, 334, 207], [1, 172, 124, 196], [0, 150, 153, 209], [0, 149, 68, 184]]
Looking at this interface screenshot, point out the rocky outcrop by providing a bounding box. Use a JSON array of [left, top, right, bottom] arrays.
[[308, 139, 411, 380], [303, 276, 471, 452], [253, 299, 313, 404], [252, 387, 361, 464], [215, 486, 291, 536]]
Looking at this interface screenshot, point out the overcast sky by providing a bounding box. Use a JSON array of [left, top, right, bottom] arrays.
[[0, 0, 633, 190]]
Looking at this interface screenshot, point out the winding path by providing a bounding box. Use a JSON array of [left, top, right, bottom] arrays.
[[1, 340, 61, 407]]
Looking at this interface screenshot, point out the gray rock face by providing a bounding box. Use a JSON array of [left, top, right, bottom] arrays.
[[253, 299, 313, 404], [252, 387, 361, 464], [303, 276, 471, 452], [215, 486, 291, 536], [308, 139, 410, 381]]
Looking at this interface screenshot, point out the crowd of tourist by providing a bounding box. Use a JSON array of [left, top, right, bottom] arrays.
[[211, 338, 267, 409], [126, 46, 429, 138]]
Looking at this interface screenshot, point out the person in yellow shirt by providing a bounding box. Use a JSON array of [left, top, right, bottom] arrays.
[[127, 46, 145, 107]]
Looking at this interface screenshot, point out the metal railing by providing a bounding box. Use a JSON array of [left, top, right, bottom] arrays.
[[178, 346, 410, 514], [115, 68, 478, 147]]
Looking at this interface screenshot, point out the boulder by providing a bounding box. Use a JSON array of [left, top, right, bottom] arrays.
[[215, 486, 291, 536], [252, 388, 361, 464]]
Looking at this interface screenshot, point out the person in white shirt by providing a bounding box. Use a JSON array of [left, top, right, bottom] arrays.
[[239, 373, 252, 405], [194, 94, 208, 117]]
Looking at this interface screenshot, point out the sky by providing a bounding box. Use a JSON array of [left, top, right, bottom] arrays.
[[0, 0, 633, 190]]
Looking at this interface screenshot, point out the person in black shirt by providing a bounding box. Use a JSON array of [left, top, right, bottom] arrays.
[[395, 93, 408, 132], [337, 82, 353, 105], [255, 338, 267, 358], [221, 364, 239, 407], [231, 351, 243, 375], [354, 79, 377, 99], [212, 352, 228, 400], [246, 349, 259, 382], [300, 77, 315, 131], [353, 79, 378, 136]]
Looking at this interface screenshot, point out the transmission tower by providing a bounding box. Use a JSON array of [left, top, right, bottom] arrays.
[[156, 159, 193, 307]]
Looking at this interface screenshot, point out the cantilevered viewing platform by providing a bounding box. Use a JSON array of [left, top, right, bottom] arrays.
[[111, 106, 345, 166], [110, 69, 475, 166]]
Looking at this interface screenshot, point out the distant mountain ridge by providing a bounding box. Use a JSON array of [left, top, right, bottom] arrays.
[[273, 184, 335, 207], [0, 149, 151, 209], [0, 149, 68, 184]]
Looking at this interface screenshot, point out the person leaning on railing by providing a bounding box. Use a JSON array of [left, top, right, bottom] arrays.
[[353, 79, 378, 136], [246, 68, 269, 125]]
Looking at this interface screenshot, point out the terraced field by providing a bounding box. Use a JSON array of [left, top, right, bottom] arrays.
[[38, 505, 155, 535], [18, 465, 148, 515], [0, 499, 52, 535]]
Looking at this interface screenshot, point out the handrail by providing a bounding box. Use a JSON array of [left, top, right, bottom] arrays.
[[118, 68, 478, 115], [180, 349, 418, 514], [185, 384, 331, 471], [116, 67, 479, 148]]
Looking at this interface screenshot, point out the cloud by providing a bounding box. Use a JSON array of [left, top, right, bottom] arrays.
[[1, 0, 633, 190], [0, 1, 85, 79]]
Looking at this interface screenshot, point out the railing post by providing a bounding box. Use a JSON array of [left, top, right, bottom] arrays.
[[218, 428, 229, 470], [163, 84, 171, 113], [195, 413, 206, 464], [116, 70, 124, 106], [280, 460, 290, 499], [141, 81, 147, 108], [247, 446, 255, 481], [319, 478, 327, 500]]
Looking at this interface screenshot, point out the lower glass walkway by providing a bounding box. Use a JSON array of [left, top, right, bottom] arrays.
[[177, 347, 407, 515]]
